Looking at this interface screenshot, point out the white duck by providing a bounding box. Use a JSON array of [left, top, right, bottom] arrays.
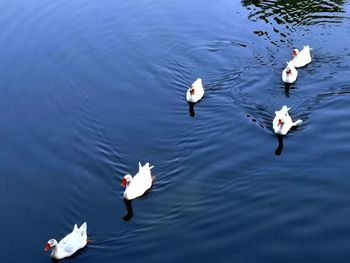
[[292, 45, 312, 68], [282, 61, 298, 84], [273, 105, 303, 135], [45, 222, 88, 260], [186, 78, 204, 103], [121, 162, 154, 200]]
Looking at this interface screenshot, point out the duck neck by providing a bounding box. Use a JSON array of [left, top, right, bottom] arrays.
[[50, 245, 58, 258]]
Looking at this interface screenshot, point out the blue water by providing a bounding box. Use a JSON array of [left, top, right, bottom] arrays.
[[1, 0, 350, 262]]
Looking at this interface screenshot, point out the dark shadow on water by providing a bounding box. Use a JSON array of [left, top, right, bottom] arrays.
[[284, 83, 291, 97], [275, 120, 306, 155], [291, 126, 298, 131], [241, 0, 347, 46], [122, 186, 154, 221], [241, 0, 346, 26], [188, 102, 195, 117], [123, 199, 133, 221], [275, 134, 284, 156]]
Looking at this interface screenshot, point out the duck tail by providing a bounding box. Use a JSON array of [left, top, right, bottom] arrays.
[[79, 222, 87, 233], [281, 105, 290, 112], [293, 119, 303, 126], [144, 162, 154, 170]]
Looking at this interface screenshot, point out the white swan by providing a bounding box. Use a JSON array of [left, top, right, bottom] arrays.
[[186, 78, 204, 103], [273, 105, 303, 135], [282, 61, 298, 84], [45, 222, 88, 260], [292, 45, 312, 68], [121, 162, 154, 200]]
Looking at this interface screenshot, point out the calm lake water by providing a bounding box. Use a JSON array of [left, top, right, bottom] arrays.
[[1, 0, 350, 262]]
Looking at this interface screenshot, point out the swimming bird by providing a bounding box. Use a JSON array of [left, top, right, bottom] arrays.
[[282, 61, 298, 84], [121, 162, 154, 200], [273, 105, 303, 135], [292, 45, 312, 68], [186, 78, 204, 103], [45, 222, 88, 260]]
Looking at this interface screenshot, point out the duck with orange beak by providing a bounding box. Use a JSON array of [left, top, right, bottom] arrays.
[[44, 222, 88, 260], [186, 78, 204, 103], [282, 61, 298, 84], [292, 45, 312, 68], [121, 162, 155, 200], [273, 105, 303, 135]]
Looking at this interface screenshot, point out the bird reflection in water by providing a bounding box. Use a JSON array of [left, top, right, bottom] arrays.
[[283, 83, 297, 97], [123, 199, 133, 221], [284, 83, 291, 97], [275, 124, 302, 155], [122, 188, 153, 221], [275, 134, 284, 155], [188, 102, 195, 117]]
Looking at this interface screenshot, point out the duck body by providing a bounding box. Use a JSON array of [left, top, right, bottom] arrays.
[[122, 162, 154, 200], [273, 105, 303, 135], [282, 61, 298, 84], [292, 45, 312, 68], [45, 222, 88, 260], [186, 78, 204, 103]]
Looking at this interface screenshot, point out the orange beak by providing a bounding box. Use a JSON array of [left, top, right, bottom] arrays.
[[121, 178, 127, 187], [44, 243, 51, 252]]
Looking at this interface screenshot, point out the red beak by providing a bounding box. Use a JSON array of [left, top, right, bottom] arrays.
[[121, 178, 127, 187], [190, 88, 195, 95], [292, 50, 298, 57], [286, 69, 291, 75], [44, 244, 51, 252], [278, 119, 283, 126]]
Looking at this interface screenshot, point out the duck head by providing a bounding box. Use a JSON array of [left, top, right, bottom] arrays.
[[275, 106, 291, 126], [292, 49, 299, 57], [44, 239, 57, 252], [121, 174, 132, 187], [285, 61, 295, 75], [277, 118, 284, 126], [190, 87, 195, 95]]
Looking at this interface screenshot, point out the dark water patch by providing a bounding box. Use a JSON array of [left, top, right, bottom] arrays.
[[242, 0, 348, 26], [242, 0, 349, 47]]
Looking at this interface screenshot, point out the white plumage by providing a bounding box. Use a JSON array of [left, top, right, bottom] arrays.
[[282, 60, 298, 84], [122, 162, 154, 200], [186, 78, 204, 103], [273, 105, 303, 135], [292, 45, 312, 68], [45, 222, 88, 260]]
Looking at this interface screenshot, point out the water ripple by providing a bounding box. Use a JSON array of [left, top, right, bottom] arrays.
[[242, 0, 349, 46], [243, 0, 348, 26]]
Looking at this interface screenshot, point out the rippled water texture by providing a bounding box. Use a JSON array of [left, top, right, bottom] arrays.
[[0, 0, 350, 262]]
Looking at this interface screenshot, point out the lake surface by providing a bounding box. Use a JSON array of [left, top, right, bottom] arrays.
[[1, 0, 350, 262]]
